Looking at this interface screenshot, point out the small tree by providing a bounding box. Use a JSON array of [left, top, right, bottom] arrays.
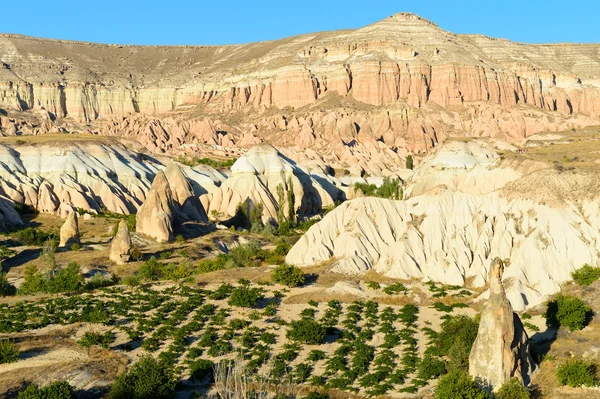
[[287, 319, 326, 345], [556, 359, 598, 387], [544, 295, 591, 331], [42, 239, 57, 271], [0, 339, 19, 364], [17, 381, 74, 399], [228, 281, 264, 308], [109, 356, 177, 399], [572, 264, 600, 286], [406, 155, 414, 170], [434, 370, 490, 399], [287, 176, 296, 224], [272, 264, 305, 287], [496, 378, 530, 399], [0, 272, 16, 296]]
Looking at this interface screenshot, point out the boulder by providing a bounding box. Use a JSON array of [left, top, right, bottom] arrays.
[[468, 258, 536, 391], [59, 212, 80, 247], [110, 220, 132, 264], [136, 171, 175, 242]]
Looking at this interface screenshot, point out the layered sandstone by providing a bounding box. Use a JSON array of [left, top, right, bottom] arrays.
[[0, 13, 599, 158]]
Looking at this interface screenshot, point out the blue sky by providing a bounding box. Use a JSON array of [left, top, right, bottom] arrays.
[[2, 0, 598, 45]]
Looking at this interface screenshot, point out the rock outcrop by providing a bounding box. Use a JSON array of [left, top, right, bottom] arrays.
[[286, 193, 600, 311], [0, 140, 225, 218], [59, 212, 80, 247], [469, 258, 536, 390], [206, 144, 341, 222], [136, 171, 175, 242], [164, 163, 208, 222], [1, 13, 600, 159], [0, 195, 22, 231], [110, 220, 132, 264]]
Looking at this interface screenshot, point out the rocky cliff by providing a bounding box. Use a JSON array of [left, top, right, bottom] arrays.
[[1, 13, 599, 158]]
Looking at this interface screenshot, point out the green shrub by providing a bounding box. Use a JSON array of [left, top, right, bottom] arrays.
[[228, 281, 263, 308], [434, 315, 479, 371], [353, 177, 402, 200], [0, 339, 19, 364], [13, 227, 56, 246], [109, 355, 177, 399], [496, 378, 530, 399], [78, 331, 114, 349], [287, 319, 326, 344], [189, 359, 214, 382], [138, 257, 163, 281], [70, 243, 81, 251], [406, 155, 414, 170], [544, 295, 591, 331], [434, 370, 490, 399], [572, 264, 600, 286], [17, 381, 74, 399], [556, 359, 597, 387], [0, 272, 16, 296], [272, 264, 305, 287], [303, 392, 329, 399], [46, 262, 84, 293], [417, 355, 446, 380]]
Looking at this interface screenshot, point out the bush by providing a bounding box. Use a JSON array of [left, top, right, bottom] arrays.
[[0, 272, 16, 296], [228, 281, 263, 308], [17, 381, 74, 399], [572, 264, 600, 286], [406, 155, 414, 170], [556, 359, 597, 387], [304, 393, 329, 399], [353, 177, 402, 200], [496, 378, 530, 399], [434, 370, 490, 399], [109, 356, 177, 399], [272, 264, 305, 287], [433, 315, 479, 371], [287, 319, 326, 345], [0, 339, 19, 364], [544, 295, 591, 331], [189, 359, 214, 382], [78, 331, 114, 349], [417, 355, 446, 380], [13, 227, 56, 246], [47, 262, 84, 293], [138, 257, 163, 281]]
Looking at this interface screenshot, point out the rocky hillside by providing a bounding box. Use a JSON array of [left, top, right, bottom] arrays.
[[1, 13, 599, 162]]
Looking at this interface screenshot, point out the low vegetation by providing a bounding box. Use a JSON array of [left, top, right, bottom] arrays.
[[0, 339, 19, 364], [571, 264, 600, 286], [176, 155, 237, 169], [272, 264, 305, 287], [17, 381, 75, 399], [544, 294, 591, 331], [353, 177, 403, 200], [110, 355, 177, 399], [18, 262, 84, 295], [556, 359, 598, 388], [434, 370, 489, 399]]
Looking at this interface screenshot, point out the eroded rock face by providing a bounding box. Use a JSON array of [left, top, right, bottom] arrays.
[[59, 212, 80, 247], [206, 144, 341, 222], [136, 171, 175, 242], [0, 195, 22, 231], [110, 220, 132, 264], [164, 163, 208, 223], [469, 258, 536, 391]]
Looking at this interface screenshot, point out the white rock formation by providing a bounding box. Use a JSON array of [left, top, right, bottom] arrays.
[[206, 144, 340, 222], [286, 194, 600, 310], [110, 220, 132, 264], [59, 212, 80, 247], [136, 170, 176, 242], [0, 141, 225, 218]]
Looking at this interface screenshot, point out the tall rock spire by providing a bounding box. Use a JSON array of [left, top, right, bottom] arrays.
[[468, 258, 537, 391]]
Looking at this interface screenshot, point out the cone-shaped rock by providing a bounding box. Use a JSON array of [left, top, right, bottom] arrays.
[[164, 163, 208, 223], [110, 220, 132, 264], [59, 212, 80, 247], [469, 258, 536, 391], [136, 171, 175, 242]]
